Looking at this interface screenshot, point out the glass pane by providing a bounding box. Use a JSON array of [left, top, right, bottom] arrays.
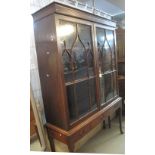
[[76, 80, 90, 116], [113, 71, 117, 97], [66, 78, 97, 121], [89, 78, 97, 109], [106, 30, 116, 70], [72, 36, 88, 80], [96, 27, 110, 73], [96, 27, 115, 73], [63, 50, 74, 82], [59, 20, 95, 83], [59, 20, 76, 83], [96, 27, 105, 74], [96, 27, 117, 105], [59, 20, 97, 122], [73, 23, 94, 80], [104, 73, 113, 101], [103, 42, 112, 72], [66, 84, 77, 120], [66, 81, 90, 121], [100, 75, 105, 104], [59, 20, 76, 49]]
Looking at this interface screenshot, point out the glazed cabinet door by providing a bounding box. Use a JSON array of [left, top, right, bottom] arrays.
[[56, 15, 98, 124], [95, 25, 118, 106]]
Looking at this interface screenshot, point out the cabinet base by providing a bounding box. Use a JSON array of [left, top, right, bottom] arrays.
[[46, 97, 123, 152]]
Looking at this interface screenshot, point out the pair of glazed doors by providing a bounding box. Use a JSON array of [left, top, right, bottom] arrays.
[[55, 15, 117, 123]]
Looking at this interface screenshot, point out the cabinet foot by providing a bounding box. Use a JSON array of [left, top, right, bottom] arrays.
[[68, 142, 74, 152], [108, 116, 111, 128], [118, 108, 124, 134], [48, 136, 55, 152], [103, 120, 106, 129]]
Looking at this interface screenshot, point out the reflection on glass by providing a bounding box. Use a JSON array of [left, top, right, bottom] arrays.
[[59, 21, 76, 50], [58, 24, 75, 37]]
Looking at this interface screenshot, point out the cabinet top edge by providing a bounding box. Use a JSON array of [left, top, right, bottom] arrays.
[[32, 2, 116, 27]]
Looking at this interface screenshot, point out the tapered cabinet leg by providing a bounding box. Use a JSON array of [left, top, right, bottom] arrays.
[[68, 142, 74, 152], [48, 136, 55, 152], [118, 108, 124, 134], [108, 116, 111, 128], [103, 120, 106, 129]]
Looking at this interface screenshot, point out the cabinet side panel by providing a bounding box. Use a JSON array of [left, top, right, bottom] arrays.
[[33, 15, 68, 129]]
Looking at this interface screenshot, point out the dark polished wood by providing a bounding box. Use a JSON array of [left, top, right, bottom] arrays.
[[47, 129, 56, 152], [116, 28, 125, 96], [116, 27, 125, 115], [116, 28, 125, 62], [67, 138, 75, 152], [33, 14, 70, 130], [32, 2, 123, 152]]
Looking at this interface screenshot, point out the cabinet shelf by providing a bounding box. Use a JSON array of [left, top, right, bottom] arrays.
[[100, 70, 117, 76], [65, 75, 96, 86], [64, 67, 94, 75]]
